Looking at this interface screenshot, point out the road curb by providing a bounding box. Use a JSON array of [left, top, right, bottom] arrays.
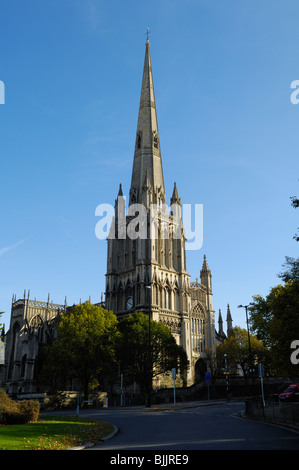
[[238, 411, 299, 434], [67, 424, 119, 450], [101, 424, 119, 441], [147, 400, 228, 411]]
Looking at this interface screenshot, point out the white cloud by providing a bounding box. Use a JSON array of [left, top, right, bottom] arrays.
[[0, 239, 28, 257], [78, 0, 108, 35]]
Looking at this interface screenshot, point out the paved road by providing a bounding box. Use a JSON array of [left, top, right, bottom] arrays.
[[67, 400, 299, 451]]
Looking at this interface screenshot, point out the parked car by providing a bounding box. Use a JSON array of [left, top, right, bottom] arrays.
[[279, 384, 299, 402]]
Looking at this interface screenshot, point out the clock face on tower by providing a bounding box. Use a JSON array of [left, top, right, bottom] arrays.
[[126, 297, 133, 310]]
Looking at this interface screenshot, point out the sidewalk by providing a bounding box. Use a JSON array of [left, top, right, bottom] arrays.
[[141, 398, 229, 411]]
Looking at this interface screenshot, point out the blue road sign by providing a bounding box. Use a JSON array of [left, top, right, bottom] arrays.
[[205, 371, 211, 382]]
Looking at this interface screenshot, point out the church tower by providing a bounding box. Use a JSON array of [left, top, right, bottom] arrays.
[[105, 38, 217, 385]]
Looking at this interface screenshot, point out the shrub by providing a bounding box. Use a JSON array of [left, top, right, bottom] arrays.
[[0, 388, 40, 424], [0, 388, 19, 424], [18, 400, 40, 423]]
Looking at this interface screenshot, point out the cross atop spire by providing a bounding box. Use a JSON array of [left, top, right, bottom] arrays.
[[146, 27, 151, 43]]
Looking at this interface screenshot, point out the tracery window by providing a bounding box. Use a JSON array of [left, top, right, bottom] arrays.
[[175, 290, 179, 312], [30, 315, 43, 328], [153, 131, 159, 149], [161, 287, 170, 310], [20, 354, 27, 378], [191, 304, 205, 353], [136, 131, 142, 149]]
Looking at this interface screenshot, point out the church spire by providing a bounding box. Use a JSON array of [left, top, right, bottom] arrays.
[[218, 308, 224, 336], [129, 37, 165, 205], [226, 304, 233, 335], [171, 182, 181, 206], [200, 254, 212, 291]]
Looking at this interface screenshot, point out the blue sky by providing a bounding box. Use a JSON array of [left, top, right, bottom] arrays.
[[0, 0, 298, 332]]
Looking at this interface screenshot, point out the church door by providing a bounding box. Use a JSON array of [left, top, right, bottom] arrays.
[[195, 358, 207, 382]]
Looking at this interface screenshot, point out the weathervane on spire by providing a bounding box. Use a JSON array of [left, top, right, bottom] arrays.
[[146, 27, 151, 42]]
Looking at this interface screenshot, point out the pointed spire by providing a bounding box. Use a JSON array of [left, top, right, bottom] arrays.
[[115, 183, 125, 210], [171, 182, 181, 206], [118, 183, 123, 197], [226, 303, 233, 335], [130, 38, 165, 205], [226, 303, 232, 321], [114, 183, 126, 239], [218, 308, 224, 336], [200, 254, 212, 290], [201, 254, 211, 273]]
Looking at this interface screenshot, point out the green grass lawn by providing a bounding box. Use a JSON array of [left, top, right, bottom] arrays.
[[0, 414, 114, 450]]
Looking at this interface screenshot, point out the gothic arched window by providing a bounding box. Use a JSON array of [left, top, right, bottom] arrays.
[[191, 303, 205, 353], [136, 131, 142, 149], [153, 131, 159, 149], [165, 288, 169, 310], [20, 354, 27, 379]]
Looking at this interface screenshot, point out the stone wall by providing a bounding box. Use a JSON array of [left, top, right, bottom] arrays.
[[245, 399, 299, 425], [14, 391, 108, 410]]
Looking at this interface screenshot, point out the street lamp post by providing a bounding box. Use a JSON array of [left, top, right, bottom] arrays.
[[224, 353, 230, 402], [238, 303, 254, 388], [146, 285, 152, 408]]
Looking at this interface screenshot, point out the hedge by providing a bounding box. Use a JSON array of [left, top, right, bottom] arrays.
[[0, 388, 40, 424]]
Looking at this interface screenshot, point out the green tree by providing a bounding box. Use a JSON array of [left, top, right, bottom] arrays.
[[290, 194, 299, 242], [249, 191, 299, 376], [250, 257, 299, 376], [0, 311, 4, 365], [40, 302, 118, 400], [278, 256, 299, 283], [116, 312, 189, 405], [0, 311, 3, 331], [217, 327, 269, 382]]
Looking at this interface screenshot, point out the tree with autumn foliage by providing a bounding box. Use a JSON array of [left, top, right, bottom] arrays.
[[217, 327, 269, 382], [249, 257, 299, 376]]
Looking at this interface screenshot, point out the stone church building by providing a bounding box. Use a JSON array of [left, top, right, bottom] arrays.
[[1, 39, 233, 395], [105, 38, 232, 386]]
